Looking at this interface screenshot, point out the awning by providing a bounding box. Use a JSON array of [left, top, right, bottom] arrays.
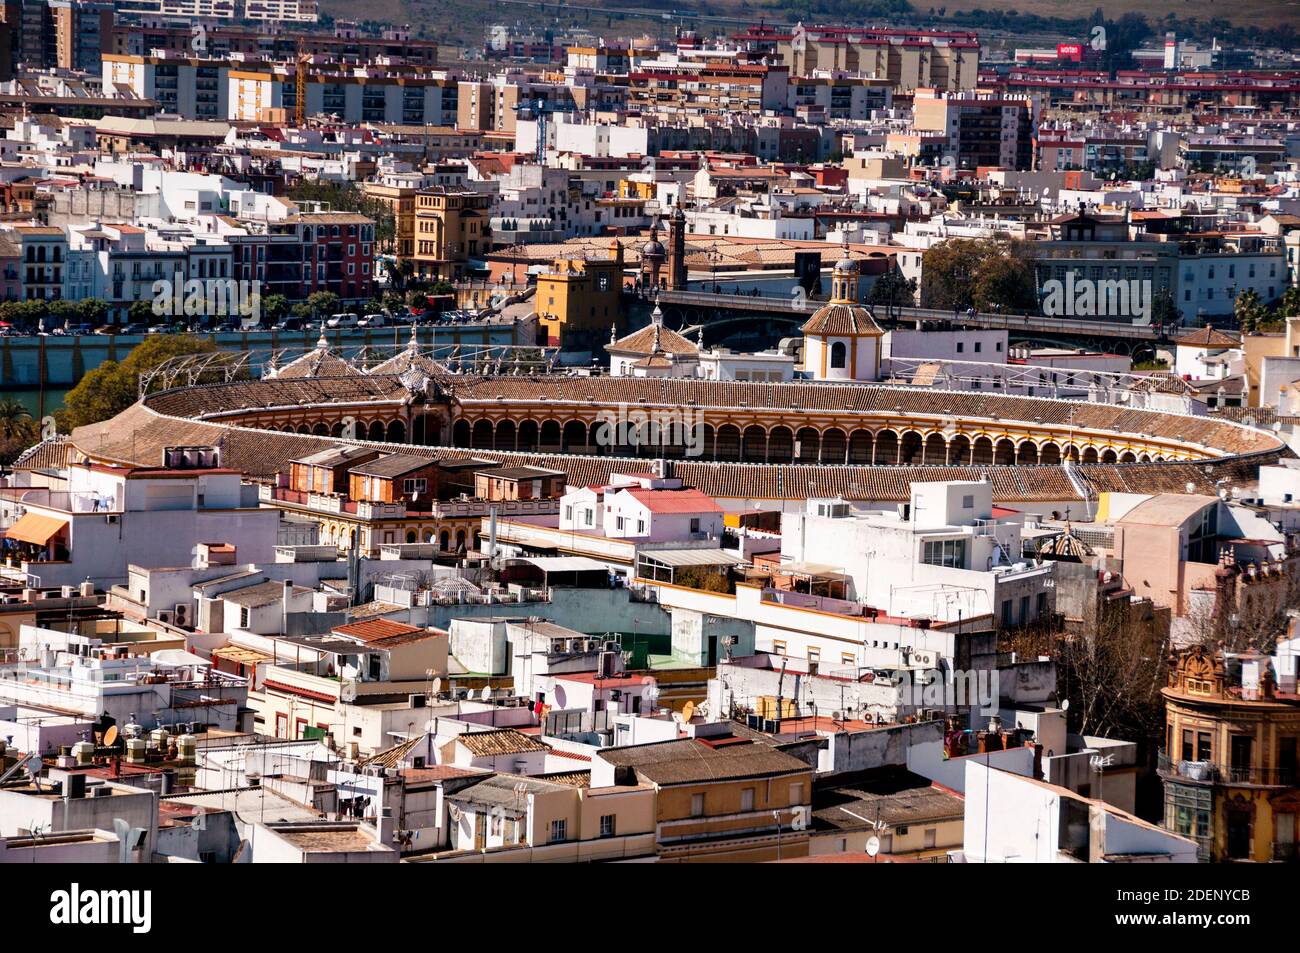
[[638, 548, 743, 569], [778, 561, 849, 579], [4, 512, 68, 546], [513, 537, 559, 551], [211, 645, 273, 665], [150, 649, 212, 668], [518, 556, 610, 573]]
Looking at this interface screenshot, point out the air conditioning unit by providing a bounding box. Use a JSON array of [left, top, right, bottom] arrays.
[[105, 514, 119, 524], [173, 603, 189, 627], [157, 610, 174, 625]]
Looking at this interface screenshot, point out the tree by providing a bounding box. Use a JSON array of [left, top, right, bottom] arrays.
[[0, 300, 47, 329], [1279, 286, 1300, 318], [0, 397, 38, 467], [79, 298, 109, 327], [128, 300, 156, 324], [389, 258, 415, 294], [1234, 289, 1268, 335], [262, 294, 290, 323], [1003, 596, 1169, 740], [675, 566, 735, 594], [865, 268, 917, 319], [306, 291, 340, 318], [0, 397, 32, 441], [971, 242, 1037, 312], [1151, 286, 1181, 331], [46, 299, 81, 324], [919, 238, 1037, 312], [62, 334, 219, 429]]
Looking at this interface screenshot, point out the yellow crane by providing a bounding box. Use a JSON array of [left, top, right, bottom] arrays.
[[295, 37, 308, 127]]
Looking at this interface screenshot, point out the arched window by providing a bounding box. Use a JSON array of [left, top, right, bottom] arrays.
[[830, 341, 847, 369]]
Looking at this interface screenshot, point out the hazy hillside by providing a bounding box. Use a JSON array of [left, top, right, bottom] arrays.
[[322, 0, 1298, 51]]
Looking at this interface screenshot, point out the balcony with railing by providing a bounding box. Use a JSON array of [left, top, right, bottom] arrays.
[[1158, 750, 1296, 788], [1, 487, 121, 516]]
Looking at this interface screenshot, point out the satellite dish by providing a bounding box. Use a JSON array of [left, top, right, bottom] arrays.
[[341, 679, 358, 703], [480, 686, 492, 702], [1061, 698, 1070, 711], [681, 700, 696, 723], [866, 835, 881, 857], [430, 677, 443, 695], [103, 725, 118, 747]]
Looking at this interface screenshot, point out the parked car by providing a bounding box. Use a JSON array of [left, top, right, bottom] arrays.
[[358, 313, 391, 328], [326, 312, 358, 328], [273, 317, 305, 331]]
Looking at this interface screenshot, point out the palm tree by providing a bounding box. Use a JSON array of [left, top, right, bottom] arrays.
[[0, 397, 33, 441]]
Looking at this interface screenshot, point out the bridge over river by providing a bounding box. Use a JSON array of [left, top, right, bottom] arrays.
[[649, 290, 1170, 359]]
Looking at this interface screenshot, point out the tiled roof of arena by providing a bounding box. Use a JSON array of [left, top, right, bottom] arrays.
[[138, 374, 1281, 456], [70, 403, 1280, 502]]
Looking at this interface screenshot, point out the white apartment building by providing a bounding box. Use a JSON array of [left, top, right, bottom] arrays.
[[115, 0, 317, 21], [0, 629, 248, 732], [559, 474, 723, 544], [686, 202, 816, 241], [960, 761, 1198, 863], [1, 451, 278, 588], [779, 481, 1054, 627]]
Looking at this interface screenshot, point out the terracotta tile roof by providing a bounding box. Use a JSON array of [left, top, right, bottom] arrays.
[[273, 350, 367, 380], [623, 487, 723, 514], [1174, 326, 1240, 348], [348, 453, 435, 478], [452, 728, 548, 757], [333, 618, 425, 643], [598, 737, 809, 785], [68, 373, 1290, 506], [801, 303, 884, 337], [357, 735, 423, 769], [609, 323, 699, 356], [12, 435, 68, 471]]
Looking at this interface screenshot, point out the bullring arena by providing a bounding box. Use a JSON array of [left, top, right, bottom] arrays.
[[64, 348, 1288, 511]]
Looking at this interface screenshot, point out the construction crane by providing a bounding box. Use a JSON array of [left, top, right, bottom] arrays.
[[295, 37, 308, 127]]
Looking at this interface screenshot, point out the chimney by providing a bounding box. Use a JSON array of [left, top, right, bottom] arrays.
[[64, 772, 87, 800], [281, 579, 294, 632]]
